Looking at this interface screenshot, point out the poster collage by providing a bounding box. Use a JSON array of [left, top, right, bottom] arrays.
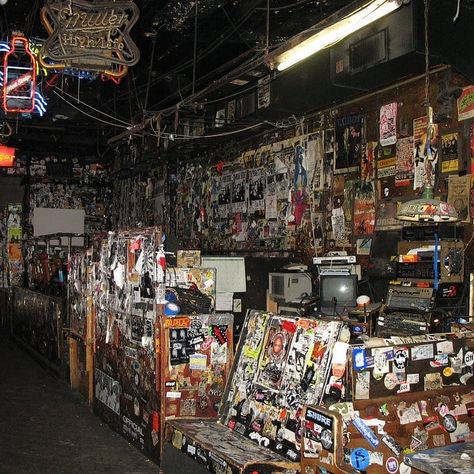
[[161, 99, 473, 257]]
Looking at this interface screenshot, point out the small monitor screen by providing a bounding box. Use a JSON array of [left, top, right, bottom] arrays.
[[270, 274, 285, 297], [320, 274, 358, 309]]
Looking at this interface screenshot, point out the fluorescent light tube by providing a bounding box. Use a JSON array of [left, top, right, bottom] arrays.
[[275, 0, 402, 71]]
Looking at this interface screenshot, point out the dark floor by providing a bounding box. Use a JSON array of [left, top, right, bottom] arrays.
[[0, 331, 208, 474]]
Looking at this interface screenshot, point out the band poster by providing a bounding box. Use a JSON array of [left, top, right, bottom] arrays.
[[395, 136, 414, 186], [413, 116, 438, 190], [441, 132, 459, 173], [379, 102, 397, 146], [334, 114, 363, 173], [353, 180, 376, 236]]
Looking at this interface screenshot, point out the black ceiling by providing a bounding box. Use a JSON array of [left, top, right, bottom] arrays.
[[0, 0, 472, 160]]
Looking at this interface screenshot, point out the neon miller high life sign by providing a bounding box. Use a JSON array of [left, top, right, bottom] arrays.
[[40, 0, 140, 76]]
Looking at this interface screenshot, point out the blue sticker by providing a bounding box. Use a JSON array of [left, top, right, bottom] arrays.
[[353, 347, 366, 371], [352, 416, 380, 448], [364, 355, 374, 368], [350, 447, 371, 471], [385, 350, 395, 361]]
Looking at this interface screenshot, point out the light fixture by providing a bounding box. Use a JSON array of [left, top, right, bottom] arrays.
[[397, 187, 459, 222], [268, 0, 403, 71], [397, 0, 459, 223]]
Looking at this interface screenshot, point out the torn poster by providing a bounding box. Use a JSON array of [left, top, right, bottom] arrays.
[[307, 131, 325, 191], [331, 207, 345, 241]]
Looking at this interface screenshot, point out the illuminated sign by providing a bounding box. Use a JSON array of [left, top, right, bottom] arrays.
[[0, 71, 47, 117], [3, 36, 37, 113], [40, 0, 140, 79], [0, 145, 15, 167]]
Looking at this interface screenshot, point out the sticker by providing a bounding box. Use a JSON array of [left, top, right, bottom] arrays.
[[352, 416, 380, 448], [353, 347, 366, 371], [433, 434, 446, 447], [355, 370, 370, 399], [332, 341, 349, 378], [464, 351, 474, 367], [164, 317, 190, 329], [431, 354, 449, 367], [386, 456, 399, 474], [393, 348, 408, 370], [189, 353, 207, 370], [411, 344, 434, 361], [449, 420, 470, 443], [364, 355, 374, 368], [350, 447, 371, 471], [399, 462, 411, 474], [397, 382, 410, 394], [424, 372, 443, 391], [166, 391, 182, 399], [384, 372, 399, 390], [320, 429, 333, 451], [406, 373, 419, 384], [437, 340, 454, 354], [442, 414, 457, 433], [443, 367, 454, 377], [373, 348, 391, 374], [369, 451, 384, 466], [382, 434, 402, 456]]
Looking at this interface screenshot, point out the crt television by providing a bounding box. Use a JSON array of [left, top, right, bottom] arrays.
[[319, 274, 358, 314], [268, 272, 312, 302]]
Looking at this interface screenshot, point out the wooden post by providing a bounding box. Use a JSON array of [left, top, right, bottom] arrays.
[[69, 337, 79, 391]]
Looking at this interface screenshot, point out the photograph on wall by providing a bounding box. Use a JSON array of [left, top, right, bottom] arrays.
[[334, 114, 363, 173], [441, 132, 459, 173], [95, 369, 120, 415], [395, 136, 414, 186], [353, 180, 376, 236], [231, 170, 247, 213], [448, 174, 470, 222], [413, 116, 438, 190], [379, 102, 397, 146], [248, 167, 266, 212]]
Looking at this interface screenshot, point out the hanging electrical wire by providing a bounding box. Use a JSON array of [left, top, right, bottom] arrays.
[[55, 88, 131, 126], [53, 90, 131, 129]]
